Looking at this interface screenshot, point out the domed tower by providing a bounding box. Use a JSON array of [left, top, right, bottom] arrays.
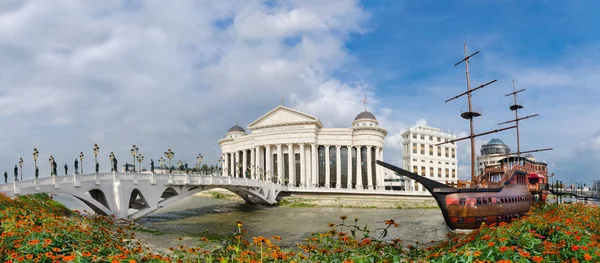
[[352, 110, 378, 127], [523, 154, 536, 162], [226, 124, 246, 139], [480, 138, 511, 156]]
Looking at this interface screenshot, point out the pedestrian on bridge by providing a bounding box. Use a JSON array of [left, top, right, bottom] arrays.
[[74, 159, 79, 174], [3, 171, 7, 183], [13, 165, 18, 181], [64, 163, 68, 175]]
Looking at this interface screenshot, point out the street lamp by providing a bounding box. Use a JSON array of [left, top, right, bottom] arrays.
[[196, 153, 203, 174], [177, 160, 183, 171], [109, 152, 115, 172], [33, 148, 39, 177], [136, 153, 144, 172], [130, 144, 138, 172], [93, 143, 99, 171], [79, 152, 84, 174], [164, 149, 174, 173], [18, 157, 23, 181]]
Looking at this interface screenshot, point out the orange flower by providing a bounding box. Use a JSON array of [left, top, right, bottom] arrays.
[[62, 255, 76, 262], [44, 238, 52, 244], [519, 250, 530, 258], [340, 215, 348, 220], [488, 241, 495, 247], [82, 251, 91, 257], [584, 253, 592, 260], [28, 239, 40, 245], [532, 256, 543, 263]]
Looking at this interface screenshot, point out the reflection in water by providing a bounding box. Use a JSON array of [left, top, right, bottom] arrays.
[[53, 193, 450, 247]]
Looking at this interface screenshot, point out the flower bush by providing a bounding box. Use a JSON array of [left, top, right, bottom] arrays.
[[2, 191, 599, 263]]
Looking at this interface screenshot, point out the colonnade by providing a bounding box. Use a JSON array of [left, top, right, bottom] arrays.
[[222, 144, 385, 190]]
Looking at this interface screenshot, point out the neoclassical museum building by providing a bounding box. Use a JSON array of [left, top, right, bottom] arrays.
[[218, 106, 388, 190]]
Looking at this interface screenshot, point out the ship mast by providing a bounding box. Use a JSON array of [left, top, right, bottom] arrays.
[[497, 80, 552, 158], [438, 43, 516, 182]]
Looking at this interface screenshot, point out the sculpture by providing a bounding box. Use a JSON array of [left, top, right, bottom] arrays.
[[150, 159, 154, 173], [95, 162, 99, 173], [3, 171, 7, 183], [74, 159, 79, 174], [13, 165, 18, 181], [113, 158, 118, 173], [125, 162, 129, 172], [35, 167, 39, 179], [64, 163, 68, 175], [52, 160, 57, 176]]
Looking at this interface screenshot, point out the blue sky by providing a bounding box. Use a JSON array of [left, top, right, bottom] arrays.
[[0, 0, 598, 185]]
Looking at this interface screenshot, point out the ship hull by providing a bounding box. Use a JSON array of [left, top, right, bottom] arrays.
[[377, 160, 532, 231]]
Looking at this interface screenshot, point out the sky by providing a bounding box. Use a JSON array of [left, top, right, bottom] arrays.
[[0, 0, 599, 185]]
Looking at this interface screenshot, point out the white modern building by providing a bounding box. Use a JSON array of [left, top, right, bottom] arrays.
[[401, 125, 458, 193], [476, 138, 511, 174], [218, 106, 388, 190]]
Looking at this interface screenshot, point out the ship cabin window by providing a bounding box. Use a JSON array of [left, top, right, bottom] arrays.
[[459, 198, 466, 205], [475, 217, 481, 224], [477, 198, 482, 205], [487, 197, 492, 204], [457, 217, 463, 223]]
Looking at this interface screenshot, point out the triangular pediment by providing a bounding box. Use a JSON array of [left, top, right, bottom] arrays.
[[248, 106, 322, 129]]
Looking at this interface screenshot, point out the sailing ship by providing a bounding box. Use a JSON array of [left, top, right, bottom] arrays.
[[377, 43, 552, 230]]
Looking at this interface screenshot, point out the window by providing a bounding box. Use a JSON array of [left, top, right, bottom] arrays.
[[420, 144, 425, 155], [451, 149, 456, 158], [438, 168, 442, 177], [420, 134, 424, 139], [458, 217, 463, 223], [437, 146, 441, 156], [412, 165, 418, 173], [421, 166, 426, 176], [459, 198, 466, 205], [412, 143, 417, 154], [413, 134, 417, 139], [429, 136, 433, 141], [477, 198, 482, 205], [437, 137, 441, 142], [445, 148, 449, 157], [430, 167, 434, 177], [429, 145, 434, 156], [452, 169, 456, 178], [445, 168, 449, 178]]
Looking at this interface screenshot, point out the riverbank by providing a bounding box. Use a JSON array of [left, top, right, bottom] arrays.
[[195, 188, 439, 209]]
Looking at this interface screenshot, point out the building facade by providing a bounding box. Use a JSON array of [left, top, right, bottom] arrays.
[[218, 106, 388, 190], [476, 138, 511, 175], [401, 125, 458, 193]]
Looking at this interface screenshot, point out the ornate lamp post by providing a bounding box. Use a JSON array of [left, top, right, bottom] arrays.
[[196, 153, 203, 174], [79, 152, 84, 174], [93, 144, 99, 172], [177, 160, 183, 171], [136, 153, 144, 172], [218, 157, 224, 175], [33, 148, 39, 177], [18, 157, 23, 181], [109, 152, 115, 172], [164, 149, 174, 173], [130, 144, 138, 172]]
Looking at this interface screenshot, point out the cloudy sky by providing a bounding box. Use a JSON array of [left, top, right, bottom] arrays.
[[0, 0, 598, 184]]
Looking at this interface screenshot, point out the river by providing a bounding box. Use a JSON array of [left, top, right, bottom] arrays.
[[52, 193, 450, 251]]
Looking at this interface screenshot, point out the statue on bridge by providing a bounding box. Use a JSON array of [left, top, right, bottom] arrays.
[[74, 159, 79, 174], [3, 171, 7, 183], [95, 162, 99, 173], [125, 162, 129, 172], [52, 160, 57, 176], [113, 158, 118, 173], [64, 163, 68, 175], [150, 159, 154, 173], [14, 165, 18, 181], [35, 167, 39, 179]]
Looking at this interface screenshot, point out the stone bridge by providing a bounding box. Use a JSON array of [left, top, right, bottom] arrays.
[[0, 172, 287, 219]]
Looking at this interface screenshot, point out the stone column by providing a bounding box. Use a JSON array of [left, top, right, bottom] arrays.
[[324, 145, 331, 188], [236, 151, 241, 177], [229, 153, 234, 177], [255, 146, 261, 180], [356, 146, 363, 189], [311, 144, 318, 187], [250, 148, 255, 179], [288, 144, 294, 187], [367, 146, 373, 190], [380, 149, 385, 189], [265, 145, 271, 182], [336, 146, 341, 189], [375, 146, 381, 190], [222, 153, 228, 176], [347, 146, 353, 189], [276, 144, 283, 184], [242, 150, 247, 178], [300, 144, 306, 187]]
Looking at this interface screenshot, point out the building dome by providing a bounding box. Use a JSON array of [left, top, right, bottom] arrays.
[[227, 124, 246, 133], [354, 111, 377, 121], [486, 138, 506, 146], [523, 154, 536, 161], [480, 138, 510, 156]]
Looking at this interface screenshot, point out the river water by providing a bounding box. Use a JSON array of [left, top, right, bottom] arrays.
[[53, 193, 450, 249]]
